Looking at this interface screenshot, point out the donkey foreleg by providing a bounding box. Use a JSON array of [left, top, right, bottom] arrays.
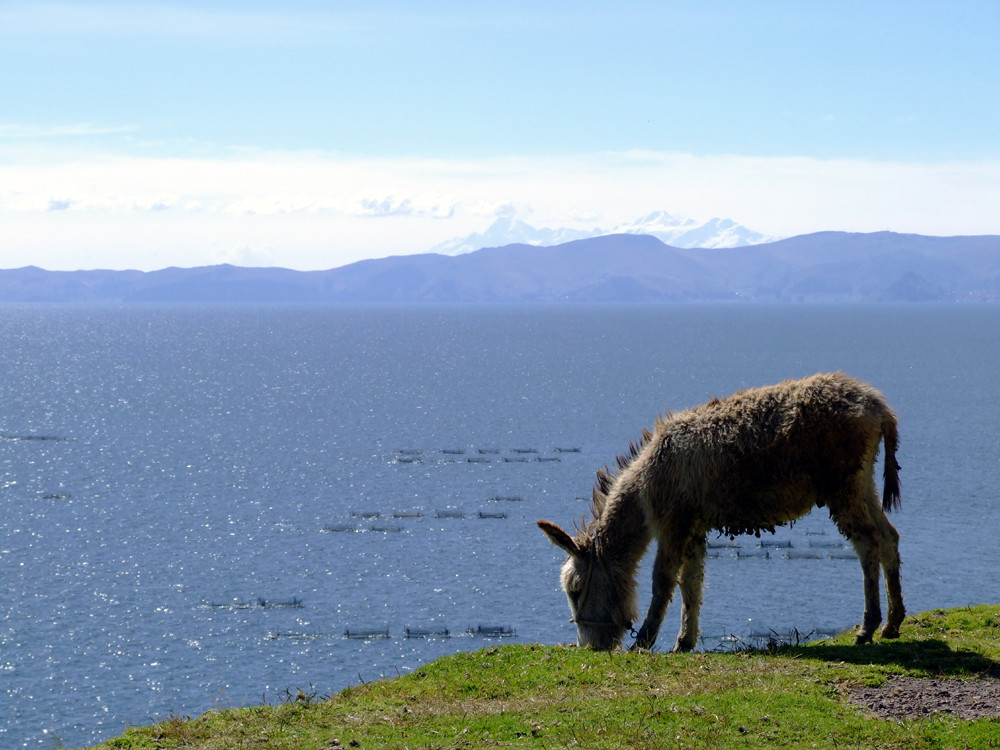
[[632, 539, 682, 651], [674, 536, 707, 652]]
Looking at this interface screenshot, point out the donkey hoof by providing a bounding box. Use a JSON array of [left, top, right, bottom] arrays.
[[880, 625, 901, 639], [854, 631, 873, 646], [631, 634, 656, 652], [882, 611, 905, 639]]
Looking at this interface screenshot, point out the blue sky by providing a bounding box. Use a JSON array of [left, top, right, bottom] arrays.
[[2, 1, 999, 270]]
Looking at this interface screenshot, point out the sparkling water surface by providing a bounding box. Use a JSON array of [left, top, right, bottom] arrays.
[[1, 304, 999, 748]]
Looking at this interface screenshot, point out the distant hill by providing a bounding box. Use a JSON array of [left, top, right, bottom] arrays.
[[2, 231, 999, 303]]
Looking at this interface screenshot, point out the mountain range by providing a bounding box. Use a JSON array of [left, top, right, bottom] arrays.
[[428, 210, 777, 255], [2, 231, 998, 304]]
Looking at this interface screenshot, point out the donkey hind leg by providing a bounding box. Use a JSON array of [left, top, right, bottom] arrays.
[[843, 480, 904, 644], [848, 531, 883, 645], [673, 535, 707, 653], [857, 479, 905, 640], [631, 537, 684, 651], [876, 510, 904, 639]]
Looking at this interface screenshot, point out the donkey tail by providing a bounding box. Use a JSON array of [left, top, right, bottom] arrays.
[[881, 413, 901, 512]]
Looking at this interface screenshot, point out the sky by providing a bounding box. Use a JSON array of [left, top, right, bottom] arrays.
[[2, 1, 999, 271]]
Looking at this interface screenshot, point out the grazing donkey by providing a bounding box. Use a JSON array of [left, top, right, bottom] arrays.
[[539, 373, 904, 652]]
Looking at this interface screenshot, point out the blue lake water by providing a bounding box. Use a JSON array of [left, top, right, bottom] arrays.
[[1, 304, 999, 748]]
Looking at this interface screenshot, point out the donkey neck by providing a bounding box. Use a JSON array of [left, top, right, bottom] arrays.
[[592, 482, 653, 572]]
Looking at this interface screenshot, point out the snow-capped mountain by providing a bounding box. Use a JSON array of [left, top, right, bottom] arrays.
[[429, 214, 596, 256], [429, 210, 778, 255], [609, 211, 778, 249]]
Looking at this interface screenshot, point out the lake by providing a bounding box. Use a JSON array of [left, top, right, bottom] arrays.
[[1, 304, 998, 747]]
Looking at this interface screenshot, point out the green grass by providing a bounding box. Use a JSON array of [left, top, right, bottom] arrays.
[[86, 605, 1000, 749]]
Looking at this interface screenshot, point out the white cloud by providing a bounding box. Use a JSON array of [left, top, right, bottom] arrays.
[[360, 196, 414, 218], [2, 148, 999, 271], [358, 194, 456, 219]]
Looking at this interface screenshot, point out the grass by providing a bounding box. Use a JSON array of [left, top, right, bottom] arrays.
[[85, 605, 1000, 749]]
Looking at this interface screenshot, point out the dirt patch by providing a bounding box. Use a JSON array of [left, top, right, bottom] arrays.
[[850, 676, 1000, 721]]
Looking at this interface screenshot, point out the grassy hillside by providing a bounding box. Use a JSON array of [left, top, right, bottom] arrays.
[[87, 605, 1000, 749]]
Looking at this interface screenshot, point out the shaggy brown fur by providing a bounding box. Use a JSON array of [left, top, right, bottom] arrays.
[[539, 372, 904, 652]]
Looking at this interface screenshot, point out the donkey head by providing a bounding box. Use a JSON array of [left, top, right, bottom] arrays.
[[537, 520, 634, 650]]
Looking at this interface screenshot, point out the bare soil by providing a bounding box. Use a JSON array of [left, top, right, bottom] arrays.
[[850, 675, 1000, 721]]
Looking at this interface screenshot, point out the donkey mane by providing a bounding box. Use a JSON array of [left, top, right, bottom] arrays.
[[589, 425, 655, 527]]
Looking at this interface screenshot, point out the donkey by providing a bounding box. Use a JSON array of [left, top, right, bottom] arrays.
[[538, 372, 904, 652]]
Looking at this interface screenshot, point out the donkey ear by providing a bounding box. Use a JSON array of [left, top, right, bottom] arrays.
[[537, 520, 582, 557]]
